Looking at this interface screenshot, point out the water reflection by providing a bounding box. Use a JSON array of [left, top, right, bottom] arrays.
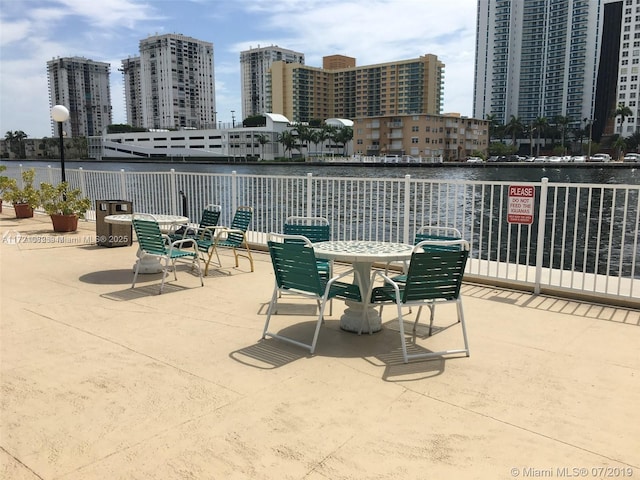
[[5, 160, 639, 185]]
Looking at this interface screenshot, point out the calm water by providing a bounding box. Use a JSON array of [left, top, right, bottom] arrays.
[[3, 159, 640, 185]]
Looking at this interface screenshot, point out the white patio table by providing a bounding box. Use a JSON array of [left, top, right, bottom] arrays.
[[312, 240, 414, 333], [104, 213, 189, 274]]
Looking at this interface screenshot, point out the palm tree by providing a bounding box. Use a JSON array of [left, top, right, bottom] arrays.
[[504, 116, 524, 147], [334, 126, 353, 156], [256, 134, 270, 160], [485, 113, 499, 140], [4, 130, 28, 158], [533, 117, 548, 156], [277, 131, 296, 159], [292, 124, 312, 158], [614, 104, 633, 135], [318, 125, 334, 156], [612, 135, 626, 161], [553, 115, 571, 154]]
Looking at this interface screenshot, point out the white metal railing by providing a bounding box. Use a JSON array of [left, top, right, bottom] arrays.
[[3, 164, 639, 306]]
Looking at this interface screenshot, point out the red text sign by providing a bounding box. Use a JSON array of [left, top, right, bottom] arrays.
[[507, 185, 535, 224]]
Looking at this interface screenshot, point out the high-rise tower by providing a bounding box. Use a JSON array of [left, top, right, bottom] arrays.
[[47, 56, 112, 137], [473, 0, 604, 129], [138, 33, 216, 130], [240, 45, 304, 119]]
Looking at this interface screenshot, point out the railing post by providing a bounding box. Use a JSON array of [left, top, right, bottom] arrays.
[[534, 177, 549, 294], [403, 174, 411, 244], [169, 169, 178, 215], [78, 167, 87, 196], [47, 165, 54, 183], [231, 171, 238, 214], [119, 169, 126, 201], [306, 173, 313, 217]]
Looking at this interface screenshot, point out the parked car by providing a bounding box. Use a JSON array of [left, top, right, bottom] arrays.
[[466, 156, 484, 163], [590, 153, 611, 162], [572, 155, 587, 162], [623, 153, 640, 163]]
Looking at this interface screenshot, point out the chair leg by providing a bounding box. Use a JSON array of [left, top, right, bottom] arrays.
[[192, 254, 204, 286], [159, 258, 170, 294], [131, 260, 141, 289], [310, 295, 330, 354], [396, 301, 409, 363], [457, 298, 470, 356], [262, 286, 279, 339]]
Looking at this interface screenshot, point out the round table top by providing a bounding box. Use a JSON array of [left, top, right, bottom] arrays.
[[313, 240, 414, 262], [104, 214, 188, 225]]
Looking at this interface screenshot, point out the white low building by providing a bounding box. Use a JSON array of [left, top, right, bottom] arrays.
[[88, 113, 293, 161]]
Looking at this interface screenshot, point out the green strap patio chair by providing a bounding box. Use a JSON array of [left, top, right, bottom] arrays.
[[197, 206, 254, 275], [370, 239, 470, 363], [131, 214, 204, 294], [283, 215, 332, 277], [168, 204, 221, 244], [385, 225, 463, 282], [262, 233, 363, 354]]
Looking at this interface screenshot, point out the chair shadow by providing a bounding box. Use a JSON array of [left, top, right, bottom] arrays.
[[79, 269, 133, 285], [100, 282, 192, 300], [229, 340, 307, 369], [231, 309, 453, 380]]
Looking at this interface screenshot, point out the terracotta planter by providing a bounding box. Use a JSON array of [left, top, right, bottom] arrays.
[[13, 203, 34, 218], [50, 214, 79, 232]]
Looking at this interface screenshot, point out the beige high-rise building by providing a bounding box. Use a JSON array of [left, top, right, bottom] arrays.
[[267, 54, 444, 123], [47, 56, 112, 137]]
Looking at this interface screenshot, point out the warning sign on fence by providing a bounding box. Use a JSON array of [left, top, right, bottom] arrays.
[[507, 185, 535, 224]]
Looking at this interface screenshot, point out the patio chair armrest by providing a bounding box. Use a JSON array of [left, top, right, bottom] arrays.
[[192, 225, 225, 240], [169, 238, 198, 250], [326, 267, 355, 285], [214, 227, 246, 242], [369, 270, 402, 301]]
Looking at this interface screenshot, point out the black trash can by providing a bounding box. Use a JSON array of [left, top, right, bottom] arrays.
[[96, 200, 133, 247]]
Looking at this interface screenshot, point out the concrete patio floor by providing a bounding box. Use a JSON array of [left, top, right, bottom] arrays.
[[1, 211, 639, 480]]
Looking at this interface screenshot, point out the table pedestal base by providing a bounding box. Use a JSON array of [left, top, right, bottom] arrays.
[[339, 300, 382, 333], [133, 250, 164, 274]]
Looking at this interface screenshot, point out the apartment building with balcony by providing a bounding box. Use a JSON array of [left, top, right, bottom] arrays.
[[137, 33, 216, 130], [267, 54, 444, 123], [240, 45, 305, 119], [353, 113, 489, 161], [474, 0, 604, 130], [120, 57, 143, 129], [46, 56, 112, 138]]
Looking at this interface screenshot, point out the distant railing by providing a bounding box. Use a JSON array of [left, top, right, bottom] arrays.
[[3, 164, 639, 306]]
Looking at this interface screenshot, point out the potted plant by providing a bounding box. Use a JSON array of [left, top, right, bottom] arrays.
[[39, 181, 91, 232], [4, 168, 39, 218], [0, 165, 14, 214]]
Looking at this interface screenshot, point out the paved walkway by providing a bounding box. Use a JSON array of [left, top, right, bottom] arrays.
[[1, 211, 639, 479]]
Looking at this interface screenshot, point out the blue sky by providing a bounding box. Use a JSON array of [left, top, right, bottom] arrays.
[[0, 0, 477, 138]]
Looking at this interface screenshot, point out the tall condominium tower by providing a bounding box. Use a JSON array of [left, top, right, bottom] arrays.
[[138, 33, 216, 130], [120, 57, 143, 128], [267, 54, 444, 123], [47, 56, 112, 137], [604, 0, 639, 139], [473, 0, 604, 129], [240, 45, 305, 119]]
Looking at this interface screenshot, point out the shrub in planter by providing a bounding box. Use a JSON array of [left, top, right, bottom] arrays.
[[39, 181, 91, 232], [0, 165, 14, 214], [4, 168, 39, 218]]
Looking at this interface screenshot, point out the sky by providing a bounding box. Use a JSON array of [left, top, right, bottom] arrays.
[[0, 0, 478, 139]]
